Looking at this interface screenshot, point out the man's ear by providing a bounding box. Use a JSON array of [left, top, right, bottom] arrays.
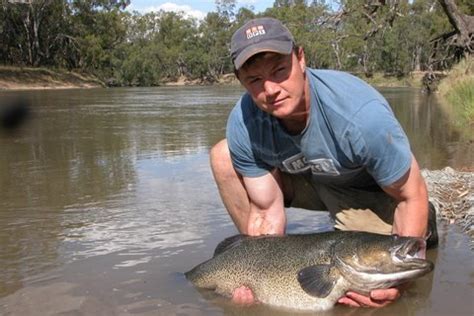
[[234, 68, 243, 85], [296, 47, 306, 73]]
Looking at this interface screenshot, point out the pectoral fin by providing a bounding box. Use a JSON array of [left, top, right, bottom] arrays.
[[297, 265, 339, 298]]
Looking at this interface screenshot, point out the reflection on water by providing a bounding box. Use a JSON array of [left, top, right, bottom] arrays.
[[384, 88, 473, 169], [0, 86, 472, 315]]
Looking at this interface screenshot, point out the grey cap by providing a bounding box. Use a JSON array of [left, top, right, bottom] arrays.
[[230, 17, 294, 70]]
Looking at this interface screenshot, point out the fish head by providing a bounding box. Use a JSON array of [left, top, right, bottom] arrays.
[[334, 233, 434, 290]]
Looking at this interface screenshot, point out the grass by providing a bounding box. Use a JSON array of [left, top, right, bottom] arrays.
[[359, 72, 425, 88], [437, 56, 474, 133]]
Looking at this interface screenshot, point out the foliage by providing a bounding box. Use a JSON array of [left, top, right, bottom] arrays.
[[447, 78, 474, 126], [0, 0, 470, 85], [438, 57, 474, 129]]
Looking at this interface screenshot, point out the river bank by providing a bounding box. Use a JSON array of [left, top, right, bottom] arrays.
[[1, 66, 434, 91], [437, 56, 474, 131], [0, 66, 104, 90]]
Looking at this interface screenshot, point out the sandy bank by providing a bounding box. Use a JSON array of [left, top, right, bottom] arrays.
[[0, 66, 104, 90], [1, 66, 434, 90], [163, 73, 240, 86]]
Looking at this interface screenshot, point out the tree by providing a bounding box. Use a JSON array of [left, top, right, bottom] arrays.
[[68, 1, 129, 79], [438, 0, 473, 52], [199, 9, 234, 81], [0, 0, 73, 67], [263, 1, 332, 68], [0, 0, 470, 85]]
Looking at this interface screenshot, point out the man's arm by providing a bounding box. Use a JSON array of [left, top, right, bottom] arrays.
[[230, 170, 287, 304], [241, 169, 287, 236], [383, 154, 429, 238], [211, 140, 287, 304], [340, 154, 429, 308], [210, 139, 286, 237]]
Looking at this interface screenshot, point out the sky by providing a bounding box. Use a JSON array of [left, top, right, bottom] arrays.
[[126, 0, 276, 20]]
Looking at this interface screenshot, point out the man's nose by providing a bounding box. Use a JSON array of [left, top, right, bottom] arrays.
[[263, 80, 280, 97]]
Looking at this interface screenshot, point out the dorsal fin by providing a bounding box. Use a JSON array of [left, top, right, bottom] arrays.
[[213, 234, 248, 257]]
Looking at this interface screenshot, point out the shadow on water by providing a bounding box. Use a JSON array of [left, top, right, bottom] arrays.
[[0, 86, 472, 315]]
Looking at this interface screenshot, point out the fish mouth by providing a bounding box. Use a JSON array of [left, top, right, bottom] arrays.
[[391, 237, 433, 271], [336, 237, 434, 290]]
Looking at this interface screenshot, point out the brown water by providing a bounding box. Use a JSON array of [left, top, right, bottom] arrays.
[[0, 86, 472, 315]]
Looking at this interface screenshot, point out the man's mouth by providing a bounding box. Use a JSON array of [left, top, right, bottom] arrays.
[[269, 97, 287, 107]]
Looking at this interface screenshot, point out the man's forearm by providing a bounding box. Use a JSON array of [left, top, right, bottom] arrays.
[[392, 195, 429, 238], [384, 155, 429, 238], [242, 171, 287, 236], [247, 203, 286, 236], [228, 203, 286, 236]]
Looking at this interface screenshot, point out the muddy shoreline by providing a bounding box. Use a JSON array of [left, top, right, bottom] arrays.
[[1, 67, 430, 91], [0, 66, 104, 90]]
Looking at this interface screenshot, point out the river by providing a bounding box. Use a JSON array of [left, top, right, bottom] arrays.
[[0, 86, 472, 315]]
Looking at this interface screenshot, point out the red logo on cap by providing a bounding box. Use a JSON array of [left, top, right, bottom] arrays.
[[245, 25, 266, 39]]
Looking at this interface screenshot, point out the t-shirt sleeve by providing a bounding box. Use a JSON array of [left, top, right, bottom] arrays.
[[226, 100, 272, 178], [351, 100, 412, 187]]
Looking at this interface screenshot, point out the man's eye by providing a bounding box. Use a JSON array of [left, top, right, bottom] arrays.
[[275, 67, 288, 75]]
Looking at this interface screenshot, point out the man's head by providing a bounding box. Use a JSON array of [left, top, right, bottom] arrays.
[[230, 17, 294, 71], [230, 18, 309, 127]]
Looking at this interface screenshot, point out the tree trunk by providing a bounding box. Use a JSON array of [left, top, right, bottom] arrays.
[[22, 9, 33, 65], [413, 44, 422, 71], [31, 3, 40, 66], [362, 44, 372, 77], [331, 40, 342, 70], [438, 0, 474, 52]]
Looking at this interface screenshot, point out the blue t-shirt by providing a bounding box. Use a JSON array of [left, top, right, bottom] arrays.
[[226, 69, 412, 188]]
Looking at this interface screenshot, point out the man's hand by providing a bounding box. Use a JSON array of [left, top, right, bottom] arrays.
[[232, 286, 256, 305], [336, 156, 428, 308], [338, 243, 424, 308], [233, 286, 402, 308], [338, 288, 401, 308]]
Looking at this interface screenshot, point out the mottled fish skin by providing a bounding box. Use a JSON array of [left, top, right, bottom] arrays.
[[185, 231, 434, 311]]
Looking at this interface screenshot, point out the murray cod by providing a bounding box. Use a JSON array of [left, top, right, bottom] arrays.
[[185, 231, 434, 311]]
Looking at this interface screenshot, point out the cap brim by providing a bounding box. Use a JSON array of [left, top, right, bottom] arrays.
[[234, 40, 293, 70]]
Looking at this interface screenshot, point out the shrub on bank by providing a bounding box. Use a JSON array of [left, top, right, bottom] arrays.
[[438, 57, 474, 130]]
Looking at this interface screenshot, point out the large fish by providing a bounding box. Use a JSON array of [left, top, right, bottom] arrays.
[[185, 231, 434, 311]]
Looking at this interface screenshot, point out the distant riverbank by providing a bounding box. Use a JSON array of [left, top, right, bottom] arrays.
[[0, 66, 104, 90], [1, 66, 436, 91]]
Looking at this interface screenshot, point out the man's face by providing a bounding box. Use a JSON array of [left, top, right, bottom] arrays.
[[237, 49, 307, 121]]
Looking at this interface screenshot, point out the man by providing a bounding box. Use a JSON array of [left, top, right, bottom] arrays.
[[210, 17, 437, 308]]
